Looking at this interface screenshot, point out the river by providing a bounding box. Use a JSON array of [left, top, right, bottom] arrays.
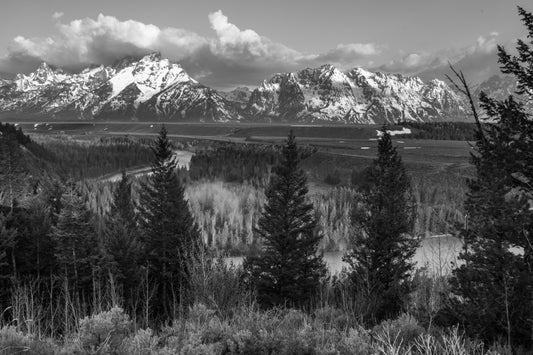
[[225, 235, 463, 275], [100, 150, 194, 182]]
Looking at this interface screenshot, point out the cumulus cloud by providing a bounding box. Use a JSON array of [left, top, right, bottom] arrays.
[[52, 12, 64, 20], [306, 43, 382, 67], [206, 10, 304, 68], [0, 11, 381, 88], [0, 14, 207, 73], [377, 32, 504, 84]]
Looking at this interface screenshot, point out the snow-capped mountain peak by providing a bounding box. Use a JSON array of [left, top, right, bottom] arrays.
[[0, 57, 476, 123], [248, 65, 468, 123], [107, 53, 194, 103], [14, 62, 69, 91]]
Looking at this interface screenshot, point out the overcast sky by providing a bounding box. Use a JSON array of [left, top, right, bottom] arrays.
[[0, 0, 530, 89]]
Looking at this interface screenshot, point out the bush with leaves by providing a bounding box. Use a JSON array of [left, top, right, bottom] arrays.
[[77, 307, 132, 354]]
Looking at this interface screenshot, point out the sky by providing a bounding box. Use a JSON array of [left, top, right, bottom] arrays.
[[0, 0, 530, 89]]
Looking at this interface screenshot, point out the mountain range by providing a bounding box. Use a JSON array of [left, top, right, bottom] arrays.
[[0, 53, 517, 124]]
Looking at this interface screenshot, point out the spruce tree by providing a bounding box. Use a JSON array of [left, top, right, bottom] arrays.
[[109, 171, 136, 222], [450, 7, 533, 348], [0, 212, 16, 309], [0, 130, 24, 211], [52, 186, 100, 300], [243, 131, 326, 308], [344, 127, 417, 323], [138, 126, 201, 320], [103, 171, 140, 304]]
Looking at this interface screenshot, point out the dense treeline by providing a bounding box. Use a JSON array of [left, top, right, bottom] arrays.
[[189, 144, 277, 186], [0, 122, 32, 145], [188, 143, 316, 187], [1, 122, 155, 179], [40, 139, 153, 180], [0, 124, 156, 206], [397, 121, 477, 140]]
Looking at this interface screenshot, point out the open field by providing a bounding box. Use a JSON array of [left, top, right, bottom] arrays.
[[3, 120, 474, 169]]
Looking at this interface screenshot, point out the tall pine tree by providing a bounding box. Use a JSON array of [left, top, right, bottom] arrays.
[[0, 130, 24, 211], [0, 212, 16, 311], [103, 171, 140, 305], [52, 185, 100, 313], [138, 126, 201, 320], [244, 131, 326, 308], [344, 127, 417, 323], [450, 6, 533, 348]]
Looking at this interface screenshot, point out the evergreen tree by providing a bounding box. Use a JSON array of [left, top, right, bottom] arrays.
[[244, 131, 326, 308], [0, 130, 24, 211], [138, 126, 201, 320], [0, 212, 16, 311], [52, 187, 100, 300], [109, 171, 136, 223], [450, 7, 533, 348], [10, 201, 55, 281], [41, 178, 65, 225], [344, 127, 417, 323], [103, 171, 140, 304]]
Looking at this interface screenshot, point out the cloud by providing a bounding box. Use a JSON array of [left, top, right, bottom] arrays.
[[52, 12, 64, 20], [206, 10, 303, 66], [0, 11, 381, 88], [1, 14, 207, 73], [376, 32, 504, 84], [309, 43, 382, 66]]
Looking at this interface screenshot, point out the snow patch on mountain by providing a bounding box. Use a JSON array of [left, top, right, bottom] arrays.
[[377, 127, 411, 137]]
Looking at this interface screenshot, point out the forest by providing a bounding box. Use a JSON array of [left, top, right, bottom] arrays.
[[397, 121, 477, 140], [0, 7, 532, 355]]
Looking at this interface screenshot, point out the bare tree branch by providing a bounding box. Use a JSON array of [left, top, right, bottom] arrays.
[[445, 63, 487, 146]]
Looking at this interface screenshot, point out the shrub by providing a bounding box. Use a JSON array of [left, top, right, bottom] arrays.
[[0, 326, 56, 355], [121, 328, 160, 355], [313, 306, 352, 330], [409, 271, 451, 330], [77, 307, 132, 354], [335, 327, 373, 355], [324, 169, 342, 186], [372, 314, 424, 348], [189, 257, 252, 318]]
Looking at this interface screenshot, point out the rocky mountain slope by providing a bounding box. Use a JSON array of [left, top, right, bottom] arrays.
[[246, 65, 467, 123], [0, 54, 517, 123], [219, 87, 252, 110], [0, 53, 239, 122], [474, 75, 518, 101]]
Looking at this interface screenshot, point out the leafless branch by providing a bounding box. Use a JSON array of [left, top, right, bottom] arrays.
[[445, 63, 487, 145]]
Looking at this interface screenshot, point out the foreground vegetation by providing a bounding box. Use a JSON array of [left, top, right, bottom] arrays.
[[0, 304, 509, 355]]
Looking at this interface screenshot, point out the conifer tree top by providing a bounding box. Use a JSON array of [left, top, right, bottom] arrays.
[[151, 125, 176, 173]]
